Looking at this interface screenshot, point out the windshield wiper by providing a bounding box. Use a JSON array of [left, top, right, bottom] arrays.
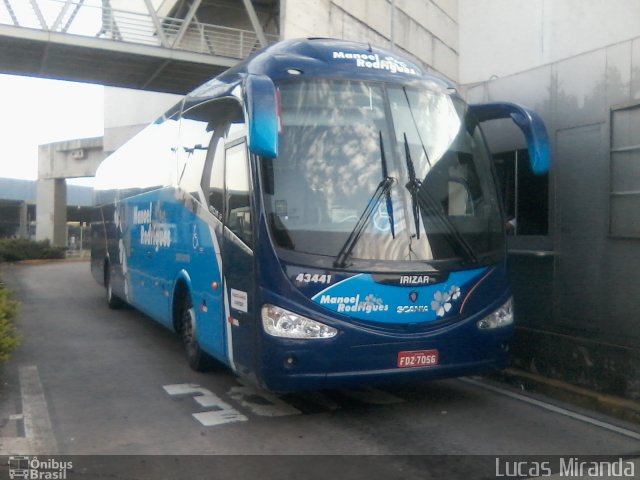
[[402, 133, 478, 265], [333, 130, 396, 268], [333, 177, 394, 268], [403, 132, 422, 240], [333, 132, 395, 269], [379, 131, 396, 239], [403, 87, 432, 169]]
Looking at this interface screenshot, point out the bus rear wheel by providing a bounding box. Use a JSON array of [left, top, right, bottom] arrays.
[[105, 266, 124, 309], [179, 294, 214, 372]]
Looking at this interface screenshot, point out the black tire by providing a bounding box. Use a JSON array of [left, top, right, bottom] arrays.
[[179, 293, 214, 372], [105, 266, 125, 310]]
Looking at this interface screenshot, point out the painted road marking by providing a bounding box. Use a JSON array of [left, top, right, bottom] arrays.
[[19, 365, 57, 454], [192, 406, 248, 427], [163, 382, 410, 427], [228, 381, 301, 417], [0, 365, 57, 455], [0, 437, 31, 455], [162, 383, 207, 396], [194, 395, 226, 408], [163, 384, 248, 427]]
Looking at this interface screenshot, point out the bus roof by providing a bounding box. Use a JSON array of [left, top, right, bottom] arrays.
[[187, 38, 455, 100]]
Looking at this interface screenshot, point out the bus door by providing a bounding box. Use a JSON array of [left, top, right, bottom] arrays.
[[178, 101, 228, 360], [222, 134, 256, 373]]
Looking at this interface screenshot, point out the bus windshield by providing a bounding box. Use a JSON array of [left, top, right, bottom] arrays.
[[261, 79, 504, 267]]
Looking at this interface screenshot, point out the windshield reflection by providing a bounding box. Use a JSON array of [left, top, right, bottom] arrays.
[[261, 79, 504, 267]]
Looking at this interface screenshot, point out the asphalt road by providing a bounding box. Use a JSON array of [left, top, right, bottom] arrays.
[[0, 261, 638, 479]]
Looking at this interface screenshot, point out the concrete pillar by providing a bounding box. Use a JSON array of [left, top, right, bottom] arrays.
[[37, 136, 104, 247], [36, 178, 67, 246], [18, 201, 28, 239]]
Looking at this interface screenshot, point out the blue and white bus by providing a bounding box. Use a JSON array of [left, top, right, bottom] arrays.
[[91, 38, 550, 392]]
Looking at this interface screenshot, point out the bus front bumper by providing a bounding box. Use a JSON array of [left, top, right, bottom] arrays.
[[257, 324, 513, 392]]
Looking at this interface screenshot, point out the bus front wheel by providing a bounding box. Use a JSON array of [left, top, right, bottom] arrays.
[[179, 294, 214, 372]]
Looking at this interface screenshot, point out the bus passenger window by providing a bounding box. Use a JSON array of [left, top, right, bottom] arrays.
[[208, 137, 225, 220], [179, 142, 209, 202], [225, 142, 252, 246], [179, 108, 216, 204]]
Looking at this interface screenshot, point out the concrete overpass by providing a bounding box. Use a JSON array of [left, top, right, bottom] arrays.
[[0, 0, 279, 94]]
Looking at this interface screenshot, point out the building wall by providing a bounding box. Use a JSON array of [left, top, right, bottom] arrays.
[[281, 0, 459, 82], [459, 0, 640, 84], [465, 36, 640, 399]]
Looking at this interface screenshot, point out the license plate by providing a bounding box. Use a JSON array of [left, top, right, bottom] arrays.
[[397, 349, 439, 368]]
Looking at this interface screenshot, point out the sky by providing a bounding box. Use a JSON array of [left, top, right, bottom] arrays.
[[0, 73, 104, 185]]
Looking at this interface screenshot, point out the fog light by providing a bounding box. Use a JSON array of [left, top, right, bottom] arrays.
[[477, 298, 514, 329], [284, 355, 297, 368]]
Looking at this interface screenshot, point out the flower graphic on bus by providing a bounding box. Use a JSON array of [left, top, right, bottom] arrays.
[[364, 294, 384, 306], [449, 285, 461, 300], [431, 285, 460, 317]]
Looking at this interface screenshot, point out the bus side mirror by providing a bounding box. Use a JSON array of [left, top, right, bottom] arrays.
[[469, 102, 551, 175], [245, 75, 278, 158]]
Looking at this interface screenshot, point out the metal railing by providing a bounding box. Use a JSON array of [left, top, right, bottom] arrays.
[[0, 0, 278, 58]]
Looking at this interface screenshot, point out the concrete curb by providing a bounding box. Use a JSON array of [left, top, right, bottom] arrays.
[[493, 367, 640, 425], [10, 257, 90, 265]]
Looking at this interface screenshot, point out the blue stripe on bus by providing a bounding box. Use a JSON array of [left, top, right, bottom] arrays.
[[311, 267, 489, 323]]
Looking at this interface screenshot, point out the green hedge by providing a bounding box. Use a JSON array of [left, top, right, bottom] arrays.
[[0, 285, 19, 363], [0, 238, 66, 262]]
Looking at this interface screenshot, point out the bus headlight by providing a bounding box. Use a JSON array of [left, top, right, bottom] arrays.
[[477, 298, 513, 329], [262, 305, 337, 339]]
